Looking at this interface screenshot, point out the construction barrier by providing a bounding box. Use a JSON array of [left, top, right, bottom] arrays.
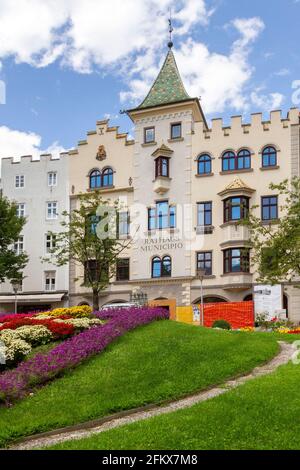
[[176, 301, 254, 329]]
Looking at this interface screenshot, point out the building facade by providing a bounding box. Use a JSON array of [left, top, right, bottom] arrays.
[[0, 154, 70, 312], [1, 45, 300, 322]]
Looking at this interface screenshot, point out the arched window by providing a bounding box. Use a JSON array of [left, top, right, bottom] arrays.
[[197, 154, 212, 175], [222, 151, 235, 171], [237, 149, 251, 169], [102, 167, 114, 187], [262, 146, 277, 168], [90, 170, 101, 189], [152, 257, 162, 278], [151, 256, 172, 278], [162, 256, 172, 277]]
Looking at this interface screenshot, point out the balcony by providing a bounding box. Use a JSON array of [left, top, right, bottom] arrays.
[[153, 176, 171, 195], [221, 272, 253, 291], [220, 222, 250, 247]]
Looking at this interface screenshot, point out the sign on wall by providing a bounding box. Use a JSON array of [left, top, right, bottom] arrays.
[[253, 285, 283, 320]]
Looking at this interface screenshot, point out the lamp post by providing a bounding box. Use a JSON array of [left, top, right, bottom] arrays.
[[11, 279, 22, 315], [197, 268, 206, 327]]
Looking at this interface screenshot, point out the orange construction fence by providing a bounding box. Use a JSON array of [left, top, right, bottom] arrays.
[[176, 301, 254, 329], [203, 301, 254, 329]]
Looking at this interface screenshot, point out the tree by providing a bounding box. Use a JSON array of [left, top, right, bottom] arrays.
[[244, 177, 300, 285], [0, 196, 28, 283], [45, 191, 132, 311]]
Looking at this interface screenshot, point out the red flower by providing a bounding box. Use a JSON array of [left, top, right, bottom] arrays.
[[0, 318, 74, 338]]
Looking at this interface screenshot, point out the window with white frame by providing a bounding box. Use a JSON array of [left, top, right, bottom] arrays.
[[14, 236, 24, 255], [48, 172, 57, 187], [16, 203, 26, 218], [15, 175, 25, 188], [45, 271, 56, 291], [46, 233, 57, 253], [47, 202, 58, 219]]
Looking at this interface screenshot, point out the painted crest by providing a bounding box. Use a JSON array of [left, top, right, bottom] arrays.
[[96, 145, 107, 161]]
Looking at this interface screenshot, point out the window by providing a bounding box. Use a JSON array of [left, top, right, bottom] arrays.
[[84, 260, 109, 283], [14, 236, 24, 255], [144, 127, 155, 144], [197, 252, 212, 276], [224, 248, 250, 274], [224, 197, 249, 223], [47, 202, 58, 219], [155, 157, 169, 178], [46, 233, 56, 254], [222, 151, 235, 171], [171, 123, 182, 140], [262, 196, 278, 221], [118, 211, 130, 238], [237, 149, 251, 169], [45, 271, 56, 291], [197, 202, 212, 227], [90, 170, 101, 189], [152, 256, 172, 278], [222, 150, 251, 172], [48, 172, 57, 187], [15, 175, 25, 188], [116, 258, 130, 281], [102, 167, 114, 187], [197, 154, 212, 175], [148, 201, 176, 231], [16, 203, 25, 218], [262, 146, 277, 168]]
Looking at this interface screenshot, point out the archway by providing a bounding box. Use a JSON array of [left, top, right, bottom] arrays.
[[243, 294, 253, 302], [78, 302, 91, 307], [193, 296, 228, 304]]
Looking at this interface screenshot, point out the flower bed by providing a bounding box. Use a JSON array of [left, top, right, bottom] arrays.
[[0, 307, 104, 369], [0, 307, 168, 404]]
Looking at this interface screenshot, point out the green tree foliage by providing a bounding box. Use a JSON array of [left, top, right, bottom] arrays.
[[0, 196, 28, 283], [45, 191, 131, 310], [244, 177, 300, 285]]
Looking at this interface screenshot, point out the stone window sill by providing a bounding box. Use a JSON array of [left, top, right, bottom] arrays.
[[260, 166, 280, 171], [195, 173, 214, 178], [142, 142, 157, 147], [261, 219, 279, 226], [221, 272, 252, 277], [167, 137, 184, 143], [220, 169, 254, 175]]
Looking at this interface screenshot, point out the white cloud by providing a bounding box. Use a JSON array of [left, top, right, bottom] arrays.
[[0, 126, 67, 167], [122, 17, 266, 114], [0, 0, 211, 72], [250, 90, 285, 111], [274, 68, 290, 77]]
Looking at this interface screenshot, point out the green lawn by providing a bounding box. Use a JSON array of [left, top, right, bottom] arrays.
[[0, 321, 278, 448], [51, 360, 300, 451]]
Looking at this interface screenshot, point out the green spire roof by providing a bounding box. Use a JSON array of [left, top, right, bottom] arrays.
[[138, 50, 191, 109]]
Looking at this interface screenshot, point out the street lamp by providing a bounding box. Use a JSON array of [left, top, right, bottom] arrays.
[[11, 279, 22, 315], [197, 268, 206, 327]]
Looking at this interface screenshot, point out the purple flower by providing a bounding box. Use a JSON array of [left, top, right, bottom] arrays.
[[0, 307, 168, 404]]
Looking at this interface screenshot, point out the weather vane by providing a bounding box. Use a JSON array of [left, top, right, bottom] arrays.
[[168, 10, 173, 49]]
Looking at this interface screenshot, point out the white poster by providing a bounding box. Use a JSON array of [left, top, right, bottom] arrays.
[[192, 306, 200, 322], [254, 285, 283, 320]]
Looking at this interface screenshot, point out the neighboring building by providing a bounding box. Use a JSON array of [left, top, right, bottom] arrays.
[[1, 42, 300, 322], [0, 154, 69, 312]]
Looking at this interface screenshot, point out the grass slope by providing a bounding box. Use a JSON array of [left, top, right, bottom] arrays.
[[53, 361, 300, 451], [0, 321, 278, 448]]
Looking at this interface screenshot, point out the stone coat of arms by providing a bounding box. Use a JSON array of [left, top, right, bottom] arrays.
[[96, 145, 107, 161]]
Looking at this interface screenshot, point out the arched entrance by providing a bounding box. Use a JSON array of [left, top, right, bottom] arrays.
[[283, 294, 289, 318], [243, 294, 253, 302], [193, 296, 228, 304]]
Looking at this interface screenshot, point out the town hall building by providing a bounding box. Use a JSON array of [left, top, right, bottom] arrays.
[[1, 42, 300, 322]]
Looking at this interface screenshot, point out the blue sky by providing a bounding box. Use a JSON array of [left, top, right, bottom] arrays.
[[0, 0, 299, 161]]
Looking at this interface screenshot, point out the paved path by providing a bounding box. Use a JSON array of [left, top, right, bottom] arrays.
[[10, 341, 296, 450]]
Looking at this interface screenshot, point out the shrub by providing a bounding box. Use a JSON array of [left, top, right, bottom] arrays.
[[0, 331, 32, 366], [212, 319, 232, 330]]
